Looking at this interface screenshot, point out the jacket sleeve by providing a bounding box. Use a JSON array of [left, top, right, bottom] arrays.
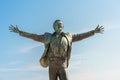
[[72, 30, 95, 42], [19, 30, 45, 43]]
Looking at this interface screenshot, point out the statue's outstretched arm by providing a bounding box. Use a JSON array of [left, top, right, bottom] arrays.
[[9, 25, 45, 43], [72, 25, 104, 42]]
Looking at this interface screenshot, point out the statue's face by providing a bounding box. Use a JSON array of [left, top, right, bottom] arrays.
[[54, 20, 64, 33]]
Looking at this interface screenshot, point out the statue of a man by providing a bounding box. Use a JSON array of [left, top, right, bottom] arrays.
[[9, 20, 104, 80]]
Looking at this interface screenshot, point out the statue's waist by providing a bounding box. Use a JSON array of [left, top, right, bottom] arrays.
[[49, 57, 65, 61]]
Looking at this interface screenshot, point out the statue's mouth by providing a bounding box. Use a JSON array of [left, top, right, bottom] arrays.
[[58, 26, 63, 29]]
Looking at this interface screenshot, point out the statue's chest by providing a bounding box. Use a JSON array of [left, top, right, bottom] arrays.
[[50, 35, 68, 48]]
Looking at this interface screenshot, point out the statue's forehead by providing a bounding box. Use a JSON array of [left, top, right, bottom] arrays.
[[56, 20, 63, 24]]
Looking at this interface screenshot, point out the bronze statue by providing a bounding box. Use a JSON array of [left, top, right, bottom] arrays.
[[9, 20, 104, 80]]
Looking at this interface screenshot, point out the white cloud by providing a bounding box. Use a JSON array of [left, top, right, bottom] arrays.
[[0, 64, 46, 72], [19, 43, 43, 53], [1, 54, 120, 80], [16, 74, 48, 80], [69, 54, 82, 70], [7, 61, 20, 65], [69, 69, 120, 80], [68, 53, 120, 80], [102, 21, 120, 32]]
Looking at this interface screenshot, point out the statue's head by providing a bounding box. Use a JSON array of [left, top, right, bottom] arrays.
[[53, 20, 64, 33]]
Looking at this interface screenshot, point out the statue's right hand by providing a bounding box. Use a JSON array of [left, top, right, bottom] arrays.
[[9, 25, 20, 33]]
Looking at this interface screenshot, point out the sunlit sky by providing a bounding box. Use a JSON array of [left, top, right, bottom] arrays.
[[1, 0, 120, 80]]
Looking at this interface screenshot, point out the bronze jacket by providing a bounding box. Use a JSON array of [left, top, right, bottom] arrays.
[[19, 30, 95, 68]]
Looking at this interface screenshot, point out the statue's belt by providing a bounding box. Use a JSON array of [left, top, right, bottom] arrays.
[[49, 57, 65, 61]]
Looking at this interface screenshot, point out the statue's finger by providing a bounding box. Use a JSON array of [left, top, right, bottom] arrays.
[[9, 26, 12, 29], [95, 25, 99, 30], [96, 25, 99, 28], [10, 25, 14, 27], [101, 28, 104, 30], [9, 25, 13, 28], [9, 27, 14, 30], [100, 27, 104, 30], [9, 26, 14, 29], [9, 28, 12, 30], [99, 26, 103, 28], [97, 25, 99, 27], [10, 30, 14, 32], [16, 26, 18, 29]]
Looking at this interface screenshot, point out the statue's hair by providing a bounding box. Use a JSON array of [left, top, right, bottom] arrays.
[[53, 19, 62, 29]]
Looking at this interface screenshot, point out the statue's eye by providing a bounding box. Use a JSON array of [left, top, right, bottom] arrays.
[[58, 23, 62, 26]]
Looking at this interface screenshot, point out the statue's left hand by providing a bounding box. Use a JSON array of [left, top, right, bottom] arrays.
[[94, 25, 104, 34]]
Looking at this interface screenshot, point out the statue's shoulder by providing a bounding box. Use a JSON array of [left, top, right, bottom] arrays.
[[44, 32, 53, 38], [43, 32, 52, 44], [44, 32, 52, 36], [63, 32, 72, 42], [64, 32, 72, 37]]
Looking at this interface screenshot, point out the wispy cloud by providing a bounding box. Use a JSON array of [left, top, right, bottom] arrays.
[[69, 54, 82, 70], [69, 69, 120, 80], [68, 53, 120, 80], [102, 21, 120, 32], [0, 64, 46, 72], [19, 43, 43, 53], [16, 74, 48, 80], [1, 53, 120, 80], [72, 22, 120, 34], [7, 61, 20, 65]]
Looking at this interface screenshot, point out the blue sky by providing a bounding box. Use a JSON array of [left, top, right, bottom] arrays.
[[0, 0, 120, 80]]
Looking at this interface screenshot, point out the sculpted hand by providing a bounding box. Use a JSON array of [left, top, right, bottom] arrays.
[[94, 25, 104, 34], [9, 25, 20, 33]]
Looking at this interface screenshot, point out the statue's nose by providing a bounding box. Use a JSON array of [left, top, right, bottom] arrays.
[[58, 23, 62, 26]]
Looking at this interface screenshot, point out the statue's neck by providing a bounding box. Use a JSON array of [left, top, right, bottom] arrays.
[[56, 31, 62, 35], [53, 31, 63, 37]]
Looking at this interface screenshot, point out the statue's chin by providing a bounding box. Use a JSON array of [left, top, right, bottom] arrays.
[[55, 30, 62, 33]]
